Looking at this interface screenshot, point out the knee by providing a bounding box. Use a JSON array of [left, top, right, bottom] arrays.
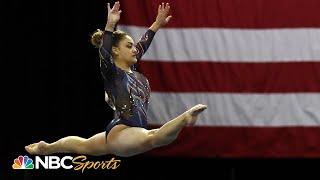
[[142, 130, 158, 148], [70, 138, 99, 156], [74, 138, 92, 154], [144, 134, 156, 149], [147, 132, 174, 148], [80, 141, 104, 156]]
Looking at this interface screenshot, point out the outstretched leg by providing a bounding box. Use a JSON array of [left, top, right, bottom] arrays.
[[108, 104, 207, 157], [150, 103, 207, 147], [25, 132, 110, 156], [25, 104, 207, 157]]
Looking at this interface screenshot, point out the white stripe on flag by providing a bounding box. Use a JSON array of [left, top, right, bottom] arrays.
[[119, 25, 320, 62], [147, 93, 320, 126]]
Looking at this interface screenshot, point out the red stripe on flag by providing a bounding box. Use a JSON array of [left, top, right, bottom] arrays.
[[119, 0, 320, 28], [144, 126, 320, 158], [139, 61, 320, 93]]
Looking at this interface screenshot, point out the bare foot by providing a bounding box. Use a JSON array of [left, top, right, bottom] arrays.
[[183, 104, 207, 125], [25, 141, 50, 155]]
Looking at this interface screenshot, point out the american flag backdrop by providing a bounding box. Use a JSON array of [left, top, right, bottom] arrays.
[[117, 0, 320, 157]]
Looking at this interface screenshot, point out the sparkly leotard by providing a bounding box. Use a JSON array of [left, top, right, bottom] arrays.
[[99, 29, 155, 137]]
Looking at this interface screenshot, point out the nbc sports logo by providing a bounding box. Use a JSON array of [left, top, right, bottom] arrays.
[[12, 155, 34, 169], [12, 155, 72, 170], [12, 155, 121, 172]]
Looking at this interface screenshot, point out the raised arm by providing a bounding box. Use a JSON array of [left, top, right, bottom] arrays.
[[135, 2, 172, 61], [99, 1, 122, 80]]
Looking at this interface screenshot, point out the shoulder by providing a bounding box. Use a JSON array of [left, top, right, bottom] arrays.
[[133, 71, 149, 83]]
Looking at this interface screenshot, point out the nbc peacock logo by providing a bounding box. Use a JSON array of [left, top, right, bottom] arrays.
[[12, 155, 34, 169]]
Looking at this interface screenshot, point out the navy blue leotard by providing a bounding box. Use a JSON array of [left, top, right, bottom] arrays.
[[99, 29, 155, 137]]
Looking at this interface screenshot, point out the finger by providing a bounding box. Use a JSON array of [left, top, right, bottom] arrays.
[[165, 3, 170, 10], [165, 15, 172, 22], [113, 1, 120, 11], [165, 6, 170, 13], [162, 2, 164, 10], [118, 10, 122, 14], [107, 3, 111, 11], [162, 4, 168, 13], [158, 4, 161, 12]]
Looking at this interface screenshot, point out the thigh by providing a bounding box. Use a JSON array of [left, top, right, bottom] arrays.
[[106, 125, 154, 157], [85, 132, 110, 156]]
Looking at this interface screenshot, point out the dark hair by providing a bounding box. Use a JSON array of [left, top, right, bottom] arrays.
[[90, 29, 128, 48], [111, 30, 128, 47], [90, 29, 104, 48]]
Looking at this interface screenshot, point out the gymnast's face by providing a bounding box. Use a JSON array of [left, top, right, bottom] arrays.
[[113, 35, 138, 66]]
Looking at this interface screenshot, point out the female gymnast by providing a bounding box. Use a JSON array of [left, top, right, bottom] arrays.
[[25, 1, 207, 157]]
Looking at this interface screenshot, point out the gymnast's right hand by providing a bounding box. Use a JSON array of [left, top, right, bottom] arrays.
[[105, 1, 122, 31]]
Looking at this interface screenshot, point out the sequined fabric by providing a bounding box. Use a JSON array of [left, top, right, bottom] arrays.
[[99, 29, 155, 129]]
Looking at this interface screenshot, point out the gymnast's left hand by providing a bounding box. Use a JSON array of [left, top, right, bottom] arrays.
[[150, 2, 172, 32]]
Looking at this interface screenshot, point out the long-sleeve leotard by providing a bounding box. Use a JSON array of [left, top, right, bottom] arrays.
[[99, 29, 155, 128]]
